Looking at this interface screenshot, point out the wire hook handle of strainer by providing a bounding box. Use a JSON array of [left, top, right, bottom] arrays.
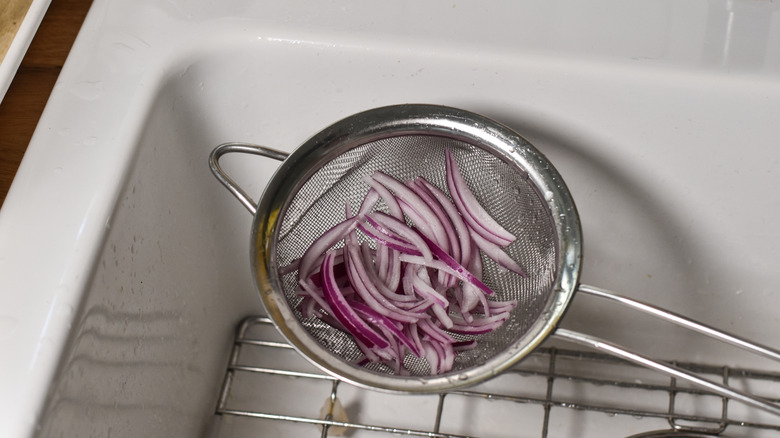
[[209, 104, 780, 417]]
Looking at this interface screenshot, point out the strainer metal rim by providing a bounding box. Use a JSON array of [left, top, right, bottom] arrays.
[[251, 104, 583, 393]]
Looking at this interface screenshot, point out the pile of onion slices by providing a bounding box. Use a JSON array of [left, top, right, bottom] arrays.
[[287, 149, 526, 375]]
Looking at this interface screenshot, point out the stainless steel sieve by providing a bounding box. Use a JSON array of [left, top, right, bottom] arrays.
[[209, 104, 780, 414]]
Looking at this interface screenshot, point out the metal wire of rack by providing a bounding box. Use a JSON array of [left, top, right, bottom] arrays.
[[212, 316, 780, 437]]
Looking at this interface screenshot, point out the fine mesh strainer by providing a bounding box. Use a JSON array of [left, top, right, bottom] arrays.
[[210, 104, 780, 414]]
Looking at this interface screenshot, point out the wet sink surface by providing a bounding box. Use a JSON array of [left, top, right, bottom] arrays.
[[1, 1, 780, 436]]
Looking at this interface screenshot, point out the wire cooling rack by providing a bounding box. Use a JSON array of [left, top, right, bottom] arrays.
[[212, 316, 780, 437]]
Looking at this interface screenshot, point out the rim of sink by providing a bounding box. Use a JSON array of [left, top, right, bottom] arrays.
[[2, 1, 780, 436]]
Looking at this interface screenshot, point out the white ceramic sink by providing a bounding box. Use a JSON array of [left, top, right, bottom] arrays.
[[2, 1, 780, 437]]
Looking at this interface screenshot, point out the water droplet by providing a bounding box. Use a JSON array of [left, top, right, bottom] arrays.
[[458, 374, 468, 381], [544, 190, 554, 201]]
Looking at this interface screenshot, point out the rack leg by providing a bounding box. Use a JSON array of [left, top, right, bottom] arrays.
[[541, 348, 557, 438]]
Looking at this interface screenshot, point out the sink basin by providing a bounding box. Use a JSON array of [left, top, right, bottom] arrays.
[[2, 0, 780, 436]]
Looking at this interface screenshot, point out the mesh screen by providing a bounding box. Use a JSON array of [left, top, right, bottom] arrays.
[[274, 135, 558, 375]]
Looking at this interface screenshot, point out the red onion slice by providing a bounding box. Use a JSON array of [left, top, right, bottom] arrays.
[[370, 213, 433, 261], [372, 171, 449, 250], [415, 177, 474, 267], [407, 264, 449, 308], [445, 149, 515, 247], [320, 252, 389, 349], [453, 340, 478, 352], [294, 150, 528, 375], [399, 253, 494, 296], [344, 240, 426, 323], [417, 318, 455, 345], [363, 176, 404, 219], [358, 244, 417, 304], [352, 301, 422, 357], [357, 188, 381, 216], [298, 217, 360, 281], [408, 179, 460, 263], [422, 341, 441, 375], [357, 221, 422, 256], [469, 229, 528, 278]]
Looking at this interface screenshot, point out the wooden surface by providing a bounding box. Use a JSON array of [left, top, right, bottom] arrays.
[[0, 0, 93, 210], [0, 0, 33, 61]]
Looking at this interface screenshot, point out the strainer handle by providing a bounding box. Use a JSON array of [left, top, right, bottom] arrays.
[[209, 142, 289, 215], [577, 284, 780, 362], [553, 328, 780, 417], [551, 284, 780, 417]]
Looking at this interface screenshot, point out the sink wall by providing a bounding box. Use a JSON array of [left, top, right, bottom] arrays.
[[2, 1, 780, 436]]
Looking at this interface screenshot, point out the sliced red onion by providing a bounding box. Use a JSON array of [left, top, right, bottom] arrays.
[[352, 301, 422, 357], [476, 289, 491, 318], [459, 283, 482, 314], [403, 324, 421, 355], [384, 247, 402, 292], [375, 242, 389, 284], [449, 311, 511, 335], [439, 340, 456, 373], [401, 299, 435, 313], [431, 304, 454, 329], [344, 239, 426, 323], [415, 177, 474, 267], [398, 193, 453, 288], [422, 341, 440, 375], [417, 318, 455, 345], [293, 149, 528, 375], [445, 149, 515, 247], [372, 171, 449, 249], [358, 243, 417, 304], [426, 340, 445, 374], [469, 228, 528, 278], [357, 188, 381, 216], [300, 295, 318, 319], [414, 230, 492, 295], [408, 264, 449, 308], [399, 252, 494, 296], [362, 176, 404, 219], [279, 257, 301, 276], [320, 252, 389, 349], [486, 299, 518, 314], [309, 257, 348, 288], [396, 199, 451, 255], [298, 217, 360, 281], [357, 221, 422, 256], [313, 308, 349, 334], [298, 279, 335, 317], [449, 322, 506, 335], [408, 179, 460, 264], [453, 340, 478, 352], [354, 336, 383, 363], [370, 213, 433, 261]]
